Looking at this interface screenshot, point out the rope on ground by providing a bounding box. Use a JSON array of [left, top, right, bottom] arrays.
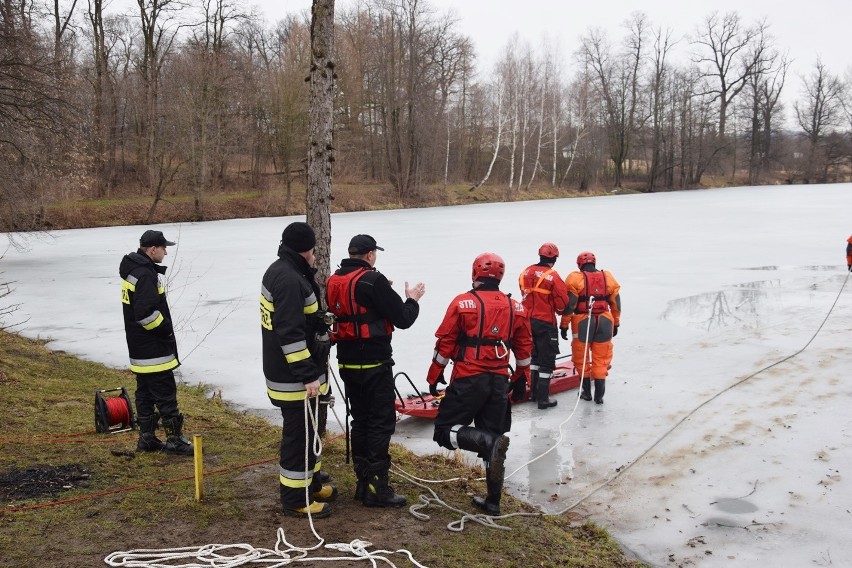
[[553, 268, 852, 515], [104, 527, 428, 568], [392, 466, 540, 533], [105, 398, 427, 568]]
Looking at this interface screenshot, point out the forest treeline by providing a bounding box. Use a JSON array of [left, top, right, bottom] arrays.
[[2, 0, 852, 232]]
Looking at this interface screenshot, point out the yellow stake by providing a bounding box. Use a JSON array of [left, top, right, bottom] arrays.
[[193, 435, 204, 501]]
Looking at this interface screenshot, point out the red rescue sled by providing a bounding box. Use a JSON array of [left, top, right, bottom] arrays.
[[393, 360, 581, 419]]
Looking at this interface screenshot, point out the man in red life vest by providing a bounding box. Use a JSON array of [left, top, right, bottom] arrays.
[[518, 243, 569, 409], [559, 251, 621, 404], [846, 234, 852, 271], [326, 234, 425, 507], [427, 252, 532, 515]]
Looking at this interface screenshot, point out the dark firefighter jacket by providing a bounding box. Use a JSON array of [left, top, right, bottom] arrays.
[[119, 250, 180, 374], [326, 258, 420, 365], [261, 244, 330, 407]]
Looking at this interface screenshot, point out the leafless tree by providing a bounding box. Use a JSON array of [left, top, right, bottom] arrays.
[[795, 59, 844, 183], [580, 12, 647, 189], [691, 12, 769, 139], [646, 25, 674, 191]]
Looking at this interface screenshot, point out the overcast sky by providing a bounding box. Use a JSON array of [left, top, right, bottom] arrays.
[[256, 0, 851, 77], [246, 0, 851, 128]]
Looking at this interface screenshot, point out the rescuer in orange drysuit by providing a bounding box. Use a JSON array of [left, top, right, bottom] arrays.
[[559, 251, 621, 404]]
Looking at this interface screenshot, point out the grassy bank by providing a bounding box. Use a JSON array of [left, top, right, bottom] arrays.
[[0, 331, 644, 567]]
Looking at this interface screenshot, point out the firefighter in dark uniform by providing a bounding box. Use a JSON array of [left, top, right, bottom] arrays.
[[518, 242, 569, 409], [120, 229, 193, 455], [427, 252, 532, 516], [560, 251, 622, 404], [261, 222, 337, 518], [326, 234, 425, 507]]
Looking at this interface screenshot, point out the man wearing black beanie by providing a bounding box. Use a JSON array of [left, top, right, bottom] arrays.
[[261, 221, 336, 518]]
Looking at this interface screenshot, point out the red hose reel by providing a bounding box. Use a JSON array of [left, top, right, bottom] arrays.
[[94, 387, 136, 433]]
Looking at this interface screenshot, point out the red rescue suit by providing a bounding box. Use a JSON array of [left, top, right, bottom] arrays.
[[428, 288, 532, 383], [560, 268, 621, 380], [518, 264, 569, 325]]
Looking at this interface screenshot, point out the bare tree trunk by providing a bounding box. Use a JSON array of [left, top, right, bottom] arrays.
[[526, 72, 546, 191], [443, 111, 450, 189], [307, 0, 335, 438], [306, 0, 335, 293], [470, 85, 503, 191]]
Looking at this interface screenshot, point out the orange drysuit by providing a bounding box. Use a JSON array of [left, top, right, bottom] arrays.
[[560, 269, 621, 380]]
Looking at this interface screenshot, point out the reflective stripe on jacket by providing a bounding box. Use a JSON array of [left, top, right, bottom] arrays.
[[119, 251, 179, 374], [261, 245, 329, 406]]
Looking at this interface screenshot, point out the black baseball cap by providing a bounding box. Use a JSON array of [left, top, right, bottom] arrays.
[[140, 230, 176, 247], [348, 234, 384, 255]]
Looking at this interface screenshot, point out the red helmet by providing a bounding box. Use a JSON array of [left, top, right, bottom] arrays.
[[472, 252, 505, 282], [576, 251, 596, 267], [538, 242, 559, 257]]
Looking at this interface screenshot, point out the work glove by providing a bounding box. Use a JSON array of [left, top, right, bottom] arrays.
[[612, 325, 619, 337], [426, 361, 446, 397], [509, 367, 529, 402], [560, 327, 569, 341]]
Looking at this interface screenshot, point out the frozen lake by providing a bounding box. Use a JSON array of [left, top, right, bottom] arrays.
[[3, 183, 851, 566]]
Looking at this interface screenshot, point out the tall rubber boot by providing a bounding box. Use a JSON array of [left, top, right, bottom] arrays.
[[529, 370, 540, 402], [362, 461, 407, 507], [353, 457, 368, 502], [136, 414, 164, 452], [537, 376, 557, 409], [593, 379, 606, 404], [455, 427, 510, 483], [580, 377, 592, 401], [162, 414, 194, 456], [472, 470, 503, 516]]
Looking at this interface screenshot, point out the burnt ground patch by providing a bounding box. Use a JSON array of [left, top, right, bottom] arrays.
[[0, 464, 90, 503]]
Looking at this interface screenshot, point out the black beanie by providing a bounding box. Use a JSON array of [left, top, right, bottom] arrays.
[[281, 222, 316, 253]]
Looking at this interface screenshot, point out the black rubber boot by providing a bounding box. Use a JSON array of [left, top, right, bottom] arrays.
[[362, 461, 407, 507], [136, 414, 164, 452], [353, 457, 368, 502], [472, 472, 503, 516], [455, 427, 509, 483], [529, 370, 539, 402], [162, 414, 194, 456], [537, 377, 557, 409], [580, 377, 593, 401], [594, 379, 606, 404]]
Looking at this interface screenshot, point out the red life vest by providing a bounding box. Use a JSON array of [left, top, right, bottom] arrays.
[[576, 270, 610, 315], [326, 268, 393, 342], [454, 289, 515, 370]]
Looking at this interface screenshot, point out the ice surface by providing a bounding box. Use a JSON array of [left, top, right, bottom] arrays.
[[3, 183, 851, 566]]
